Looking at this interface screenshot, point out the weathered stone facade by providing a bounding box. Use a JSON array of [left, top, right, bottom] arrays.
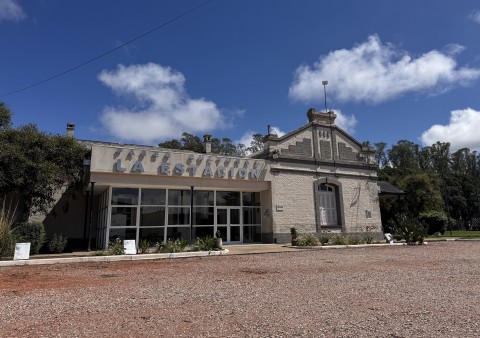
[[253, 108, 382, 242]]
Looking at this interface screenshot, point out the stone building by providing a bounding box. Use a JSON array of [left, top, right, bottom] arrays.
[[43, 108, 383, 249]]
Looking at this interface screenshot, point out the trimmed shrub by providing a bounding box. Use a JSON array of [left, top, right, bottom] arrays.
[[319, 236, 329, 245], [12, 222, 46, 254], [192, 236, 216, 251], [296, 234, 320, 246], [331, 235, 348, 245], [48, 234, 68, 254], [347, 235, 365, 245], [155, 238, 188, 253], [419, 211, 447, 235]]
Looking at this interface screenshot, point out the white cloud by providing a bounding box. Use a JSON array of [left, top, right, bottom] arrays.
[[236, 130, 256, 148], [289, 35, 480, 104], [421, 108, 480, 150], [0, 0, 26, 22], [98, 63, 225, 144], [270, 126, 286, 138], [469, 10, 480, 24], [332, 109, 357, 135], [443, 43, 465, 56]]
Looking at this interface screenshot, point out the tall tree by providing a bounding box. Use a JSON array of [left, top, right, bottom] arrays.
[[0, 102, 12, 130], [247, 133, 264, 154], [180, 132, 203, 152], [429, 141, 451, 175], [374, 142, 388, 168], [387, 140, 420, 173], [0, 124, 88, 220]]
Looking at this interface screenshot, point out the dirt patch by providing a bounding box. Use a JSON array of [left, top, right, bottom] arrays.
[[1, 242, 479, 337]]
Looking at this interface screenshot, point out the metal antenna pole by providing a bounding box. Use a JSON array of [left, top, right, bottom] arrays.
[[322, 80, 328, 114]]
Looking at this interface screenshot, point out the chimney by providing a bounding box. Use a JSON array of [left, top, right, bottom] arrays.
[[203, 134, 212, 154], [306, 108, 336, 125], [66, 122, 75, 137]]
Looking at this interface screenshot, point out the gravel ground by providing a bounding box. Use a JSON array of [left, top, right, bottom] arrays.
[[1, 241, 479, 338]]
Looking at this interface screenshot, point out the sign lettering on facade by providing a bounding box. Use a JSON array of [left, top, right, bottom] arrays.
[[111, 150, 265, 180]]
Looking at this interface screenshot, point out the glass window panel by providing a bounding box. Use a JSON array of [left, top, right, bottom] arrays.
[[109, 228, 136, 242], [243, 208, 261, 225], [193, 191, 214, 206], [111, 188, 138, 205], [166, 227, 190, 241], [168, 207, 190, 225], [243, 226, 262, 243], [230, 209, 240, 225], [193, 226, 214, 238], [242, 192, 261, 206], [139, 228, 165, 244], [217, 209, 227, 225], [216, 191, 240, 206], [140, 207, 165, 227], [230, 226, 240, 241], [168, 190, 191, 206], [193, 207, 214, 225], [111, 207, 137, 227], [141, 189, 166, 205]]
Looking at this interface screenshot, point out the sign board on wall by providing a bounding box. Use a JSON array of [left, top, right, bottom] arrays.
[[90, 145, 269, 181], [124, 240, 136, 255]]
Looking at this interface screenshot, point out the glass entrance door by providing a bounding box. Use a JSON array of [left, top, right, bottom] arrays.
[[216, 207, 241, 243]]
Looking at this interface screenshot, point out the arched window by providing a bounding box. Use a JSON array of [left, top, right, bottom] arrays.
[[318, 184, 337, 226]]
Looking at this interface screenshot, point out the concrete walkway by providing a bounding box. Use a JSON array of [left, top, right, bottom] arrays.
[[0, 244, 296, 267], [1, 239, 474, 267], [225, 243, 297, 255]]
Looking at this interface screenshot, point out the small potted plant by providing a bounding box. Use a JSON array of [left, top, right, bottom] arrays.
[[215, 230, 223, 249]]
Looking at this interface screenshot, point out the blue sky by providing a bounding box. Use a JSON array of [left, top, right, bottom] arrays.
[[2, 0, 480, 151]]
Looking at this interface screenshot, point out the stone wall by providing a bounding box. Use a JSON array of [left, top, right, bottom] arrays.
[[269, 168, 382, 244]]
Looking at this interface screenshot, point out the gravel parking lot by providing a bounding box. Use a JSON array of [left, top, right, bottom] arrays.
[[1, 241, 479, 337]]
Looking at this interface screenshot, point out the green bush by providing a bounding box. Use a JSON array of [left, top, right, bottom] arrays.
[[388, 213, 427, 244], [362, 235, 374, 244], [296, 234, 320, 246], [138, 239, 151, 254], [347, 235, 365, 245], [192, 236, 216, 251], [319, 236, 329, 245], [108, 238, 125, 255], [12, 222, 46, 254], [155, 238, 188, 253], [331, 235, 348, 245], [419, 211, 447, 235], [48, 233, 68, 254]]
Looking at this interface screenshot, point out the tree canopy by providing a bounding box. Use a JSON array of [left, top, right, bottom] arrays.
[[158, 132, 264, 156], [0, 103, 88, 221], [376, 139, 480, 231]]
